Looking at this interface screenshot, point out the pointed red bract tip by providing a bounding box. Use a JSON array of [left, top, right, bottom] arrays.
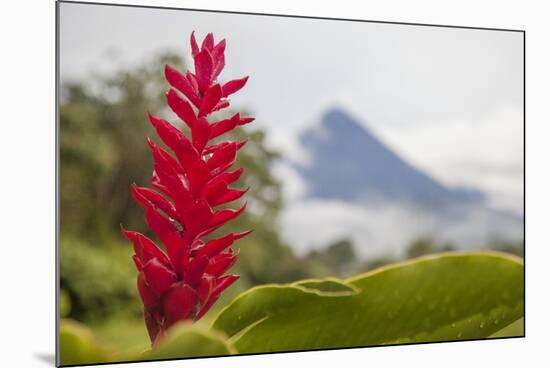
[[222, 76, 249, 97], [190, 31, 199, 56]]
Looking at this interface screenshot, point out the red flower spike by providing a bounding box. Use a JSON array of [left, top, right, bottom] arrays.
[[211, 100, 231, 114], [194, 49, 214, 94], [204, 142, 247, 156], [204, 203, 247, 235], [191, 117, 211, 153], [144, 310, 162, 343], [211, 40, 226, 79], [197, 275, 215, 304], [130, 184, 179, 221], [214, 274, 240, 295], [132, 255, 143, 271], [121, 227, 171, 267], [210, 187, 249, 207], [184, 255, 209, 286], [165, 89, 197, 128], [222, 76, 249, 97], [198, 275, 240, 317], [142, 258, 177, 295], [164, 65, 201, 107], [206, 251, 239, 277], [185, 72, 200, 99], [162, 284, 198, 326], [209, 113, 239, 139], [137, 273, 159, 309], [122, 31, 253, 344], [201, 33, 215, 51], [198, 84, 223, 117], [207, 142, 237, 173], [239, 117, 256, 126], [190, 31, 200, 57]]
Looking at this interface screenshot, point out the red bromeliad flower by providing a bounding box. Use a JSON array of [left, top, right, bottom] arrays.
[[121, 31, 253, 345]]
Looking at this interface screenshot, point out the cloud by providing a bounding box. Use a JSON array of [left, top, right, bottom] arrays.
[[271, 162, 308, 202], [368, 104, 524, 212], [266, 129, 311, 166], [280, 198, 523, 259]]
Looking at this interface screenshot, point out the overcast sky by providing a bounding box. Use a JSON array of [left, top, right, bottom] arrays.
[[59, 2, 524, 213]]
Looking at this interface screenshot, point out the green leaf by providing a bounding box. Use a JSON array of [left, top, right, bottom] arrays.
[[291, 278, 358, 295], [59, 319, 108, 366], [141, 322, 236, 360], [212, 252, 524, 354], [490, 317, 524, 338]]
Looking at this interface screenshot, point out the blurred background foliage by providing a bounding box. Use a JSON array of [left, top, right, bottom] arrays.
[[60, 52, 523, 351]]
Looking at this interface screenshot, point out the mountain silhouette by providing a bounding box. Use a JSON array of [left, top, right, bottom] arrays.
[[296, 108, 484, 208]]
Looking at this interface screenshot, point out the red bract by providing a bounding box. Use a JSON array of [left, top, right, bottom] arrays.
[[121, 31, 253, 345]]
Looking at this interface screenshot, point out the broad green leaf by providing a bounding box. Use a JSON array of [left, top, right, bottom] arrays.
[[141, 322, 236, 360], [59, 319, 108, 366], [490, 317, 524, 338], [212, 252, 524, 354], [292, 278, 358, 294]]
